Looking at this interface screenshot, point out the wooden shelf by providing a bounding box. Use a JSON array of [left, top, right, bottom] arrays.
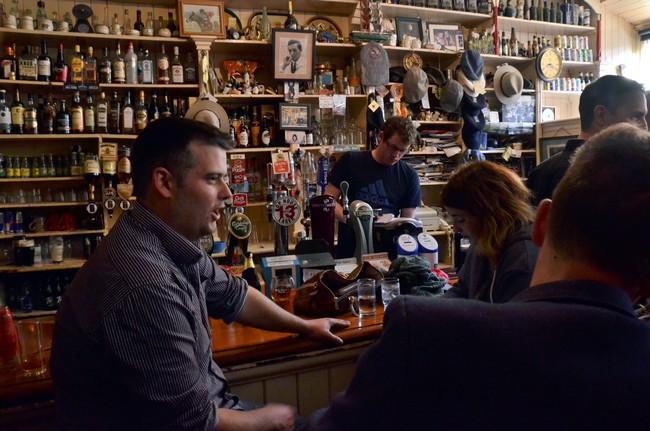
[[0, 259, 86, 273], [0, 27, 191, 47], [0, 202, 88, 210], [380, 4, 492, 27], [496, 16, 597, 36], [226, 0, 359, 16], [0, 176, 86, 183], [0, 133, 138, 140], [0, 230, 105, 240]]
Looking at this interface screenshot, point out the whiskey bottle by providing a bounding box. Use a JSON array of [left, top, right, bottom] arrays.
[[69, 45, 84, 84], [84, 92, 95, 134], [56, 98, 71, 134], [121, 91, 134, 134], [134, 90, 148, 133], [112, 43, 126, 84], [171, 46, 183, 84], [157, 44, 170, 84], [38, 94, 55, 134], [84, 46, 97, 84], [10, 86, 24, 134], [70, 91, 84, 133], [96, 92, 109, 133], [98, 47, 112, 84], [23, 94, 38, 134], [184, 51, 196, 84], [18, 45, 37, 81]]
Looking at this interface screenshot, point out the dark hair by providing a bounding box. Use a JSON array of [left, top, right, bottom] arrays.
[[579, 75, 645, 131], [288, 40, 302, 51], [441, 161, 534, 268], [131, 118, 233, 198], [548, 123, 650, 288], [380, 116, 418, 146]]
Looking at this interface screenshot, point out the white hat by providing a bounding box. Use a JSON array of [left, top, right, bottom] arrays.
[[493, 64, 524, 105], [185, 98, 230, 133]]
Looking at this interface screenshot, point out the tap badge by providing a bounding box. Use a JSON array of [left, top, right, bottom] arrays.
[[227, 213, 252, 240]]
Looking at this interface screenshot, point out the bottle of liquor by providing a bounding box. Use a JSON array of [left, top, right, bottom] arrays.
[[56, 98, 71, 134], [140, 49, 154, 84], [117, 144, 132, 184], [157, 44, 170, 84], [124, 41, 138, 85], [160, 91, 172, 118], [157, 15, 165, 34], [284, 1, 298, 29], [261, 116, 272, 147], [121, 91, 134, 134], [134, 90, 148, 133], [69, 45, 84, 84], [38, 93, 55, 134], [98, 47, 112, 84], [10, 86, 24, 134], [135, 44, 144, 83], [1, 47, 17, 80], [70, 91, 84, 133], [530, 0, 538, 20], [147, 91, 160, 123], [549, 2, 556, 23], [84, 92, 95, 134], [171, 46, 183, 84], [84, 46, 97, 84], [242, 252, 262, 290], [134, 9, 145, 34], [174, 98, 185, 118], [536, 0, 543, 21], [52, 43, 68, 82], [523, 0, 530, 20], [509, 27, 518, 57], [95, 91, 109, 133], [0, 90, 12, 134], [37, 40, 51, 82], [183, 51, 196, 84], [123, 9, 132, 33], [113, 43, 126, 84], [542, 1, 549, 21], [238, 116, 249, 148], [560, 0, 570, 24], [167, 12, 177, 36], [70, 152, 82, 177], [145, 11, 155, 36], [23, 94, 38, 134], [108, 91, 121, 134], [18, 45, 37, 81], [501, 31, 509, 57], [250, 110, 261, 147]]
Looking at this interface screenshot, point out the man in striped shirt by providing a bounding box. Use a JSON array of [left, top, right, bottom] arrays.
[[51, 118, 350, 431]]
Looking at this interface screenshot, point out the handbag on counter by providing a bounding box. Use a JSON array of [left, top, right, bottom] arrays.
[[294, 262, 383, 317]]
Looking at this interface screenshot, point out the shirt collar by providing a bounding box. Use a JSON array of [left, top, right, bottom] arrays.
[[512, 280, 636, 318], [564, 139, 585, 152], [129, 203, 204, 266]]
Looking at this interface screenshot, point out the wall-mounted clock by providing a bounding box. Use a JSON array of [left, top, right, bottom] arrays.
[[72, 4, 94, 33], [536, 46, 563, 82]]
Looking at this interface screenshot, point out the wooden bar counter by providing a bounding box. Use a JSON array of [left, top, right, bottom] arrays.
[[1, 307, 384, 419]]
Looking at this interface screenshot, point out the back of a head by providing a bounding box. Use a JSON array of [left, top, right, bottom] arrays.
[[131, 118, 233, 198], [547, 123, 650, 287], [380, 116, 418, 145], [579, 75, 645, 131]]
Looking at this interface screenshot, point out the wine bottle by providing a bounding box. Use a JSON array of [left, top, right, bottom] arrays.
[[98, 47, 112, 84], [134, 9, 145, 34], [284, 1, 298, 29], [10, 86, 24, 134], [23, 94, 37, 134], [84, 92, 95, 134], [242, 252, 262, 290], [121, 91, 134, 134], [37, 40, 51, 82]]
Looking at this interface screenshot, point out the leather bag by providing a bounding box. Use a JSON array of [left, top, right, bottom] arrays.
[[294, 262, 383, 317]]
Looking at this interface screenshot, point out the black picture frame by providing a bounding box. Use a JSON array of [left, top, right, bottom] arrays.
[[395, 16, 423, 42], [540, 137, 574, 161], [279, 103, 311, 130], [272, 29, 316, 81]]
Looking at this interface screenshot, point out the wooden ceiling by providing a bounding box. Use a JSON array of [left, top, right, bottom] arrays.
[[599, 0, 650, 30]]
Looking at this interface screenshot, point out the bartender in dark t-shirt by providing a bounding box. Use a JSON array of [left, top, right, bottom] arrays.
[[326, 117, 421, 258]]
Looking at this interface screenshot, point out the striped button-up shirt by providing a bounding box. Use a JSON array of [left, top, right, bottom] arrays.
[[51, 203, 248, 430]]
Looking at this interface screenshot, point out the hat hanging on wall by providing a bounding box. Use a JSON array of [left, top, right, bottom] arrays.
[[493, 63, 524, 105], [439, 79, 463, 113], [185, 96, 230, 134], [402, 66, 428, 103]]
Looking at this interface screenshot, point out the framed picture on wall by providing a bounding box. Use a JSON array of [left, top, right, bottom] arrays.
[[279, 103, 311, 130], [427, 22, 462, 51], [178, 0, 226, 38], [273, 29, 316, 81], [395, 17, 423, 42]]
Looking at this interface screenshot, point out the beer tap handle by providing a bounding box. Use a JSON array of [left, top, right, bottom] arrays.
[[340, 181, 350, 222], [266, 162, 274, 222]]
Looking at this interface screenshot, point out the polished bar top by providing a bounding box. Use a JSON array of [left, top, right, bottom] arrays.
[[0, 308, 384, 409]]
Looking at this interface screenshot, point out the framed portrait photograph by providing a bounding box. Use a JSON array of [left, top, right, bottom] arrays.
[[395, 17, 423, 42], [273, 29, 316, 81], [279, 103, 311, 130], [179, 0, 226, 38], [427, 23, 462, 51], [285, 130, 307, 146]]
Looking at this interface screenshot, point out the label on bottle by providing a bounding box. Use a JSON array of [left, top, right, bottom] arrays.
[[171, 65, 183, 83], [24, 111, 37, 130], [11, 107, 24, 125], [1, 60, 13, 79], [18, 59, 37, 80], [84, 108, 95, 129], [97, 103, 108, 127], [136, 109, 148, 130], [118, 157, 132, 174], [99, 65, 111, 83], [85, 64, 97, 83], [52, 64, 68, 82], [84, 159, 100, 175], [142, 60, 153, 83], [239, 130, 249, 147], [0, 109, 10, 131], [57, 116, 70, 133], [102, 160, 116, 175], [261, 130, 271, 146], [37, 59, 51, 77], [71, 58, 84, 82], [123, 107, 134, 130], [185, 66, 196, 83], [114, 60, 126, 82], [71, 108, 83, 131]]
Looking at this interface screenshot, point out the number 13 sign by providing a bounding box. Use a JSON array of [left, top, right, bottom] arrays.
[[272, 196, 302, 226]]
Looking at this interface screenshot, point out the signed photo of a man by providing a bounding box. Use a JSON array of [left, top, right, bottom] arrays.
[[273, 29, 315, 81]]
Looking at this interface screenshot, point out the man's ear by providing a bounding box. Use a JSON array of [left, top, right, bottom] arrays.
[[532, 199, 552, 247], [151, 167, 174, 199], [592, 105, 610, 131]]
